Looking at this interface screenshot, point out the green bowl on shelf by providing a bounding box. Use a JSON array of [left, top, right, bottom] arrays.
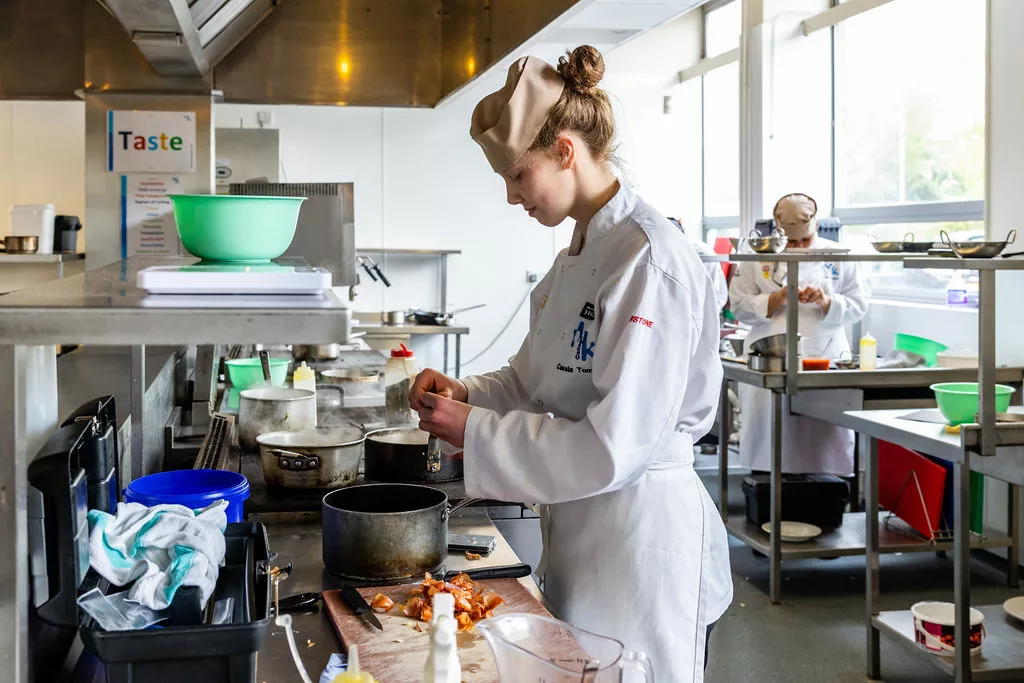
[[930, 382, 1015, 426], [169, 194, 305, 262], [225, 358, 290, 390], [894, 333, 949, 367]]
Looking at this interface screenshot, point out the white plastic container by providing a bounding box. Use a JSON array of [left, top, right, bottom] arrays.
[[946, 271, 969, 307], [10, 204, 55, 254]]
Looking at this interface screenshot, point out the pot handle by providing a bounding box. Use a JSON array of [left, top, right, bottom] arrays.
[[271, 448, 321, 472], [1006, 229, 1017, 245], [444, 497, 481, 520]]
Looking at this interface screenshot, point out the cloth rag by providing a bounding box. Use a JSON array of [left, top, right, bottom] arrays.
[[88, 500, 228, 610]]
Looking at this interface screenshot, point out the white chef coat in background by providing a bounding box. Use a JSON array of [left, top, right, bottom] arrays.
[[728, 236, 870, 475], [460, 183, 732, 683]]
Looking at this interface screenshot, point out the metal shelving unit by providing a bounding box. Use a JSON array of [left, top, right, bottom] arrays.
[[717, 252, 1024, 604]]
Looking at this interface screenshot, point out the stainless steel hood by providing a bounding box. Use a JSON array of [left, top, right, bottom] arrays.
[[97, 0, 277, 77]]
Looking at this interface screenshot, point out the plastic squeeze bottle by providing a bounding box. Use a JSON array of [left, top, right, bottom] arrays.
[[385, 344, 418, 426], [859, 332, 877, 370], [423, 593, 461, 683], [331, 644, 376, 683]]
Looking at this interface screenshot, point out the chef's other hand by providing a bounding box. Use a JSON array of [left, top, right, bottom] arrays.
[[766, 289, 788, 318], [800, 286, 831, 312], [409, 369, 468, 412], [417, 394, 470, 448]]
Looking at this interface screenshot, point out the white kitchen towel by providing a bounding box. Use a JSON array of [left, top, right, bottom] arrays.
[[87, 500, 228, 610]]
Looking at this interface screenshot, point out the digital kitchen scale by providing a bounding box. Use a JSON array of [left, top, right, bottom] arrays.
[[137, 262, 333, 295]]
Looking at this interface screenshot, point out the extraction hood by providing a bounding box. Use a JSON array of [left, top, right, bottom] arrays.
[[96, 0, 277, 77]]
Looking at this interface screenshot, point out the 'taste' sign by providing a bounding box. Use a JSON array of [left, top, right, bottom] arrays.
[[107, 110, 196, 173]]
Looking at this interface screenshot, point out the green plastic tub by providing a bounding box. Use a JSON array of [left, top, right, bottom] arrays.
[[930, 382, 1015, 426], [894, 333, 949, 367], [225, 358, 290, 390], [169, 194, 305, 262]]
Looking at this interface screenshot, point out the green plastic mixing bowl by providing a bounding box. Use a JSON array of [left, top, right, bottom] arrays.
[[169, 194, 305, 262], [930, 382, 1015, 425], [225, 358, 290, 390], [894, 333, 949, 367]]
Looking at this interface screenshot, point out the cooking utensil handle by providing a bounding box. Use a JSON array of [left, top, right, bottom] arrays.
[[939, 230, 963, 259], [904, 231, 914, 242], [444, 497, 480, 519], [450, 563, 533, 581], [274, 592, 322, 614], [1006, 229, 1017, 244], [373, 264, 391, 287], [426, 434, 442, 473], [620, 651, 654, 683], [259, 350, 272, 381], [270, 449, 322, 471]]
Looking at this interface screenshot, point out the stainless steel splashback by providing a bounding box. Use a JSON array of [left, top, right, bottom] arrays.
[[229, 182, 356, 287]]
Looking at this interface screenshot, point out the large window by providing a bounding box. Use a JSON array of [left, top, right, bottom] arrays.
[[833, 0, 986, 303], [701, 0, 741, 237], [833, 0, 985, 242]]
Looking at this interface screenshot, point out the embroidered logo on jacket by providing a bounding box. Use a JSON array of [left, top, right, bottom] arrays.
[[579, 301, 596, 321], [628, 315, 654, 329], [570, 321, 596, 361]]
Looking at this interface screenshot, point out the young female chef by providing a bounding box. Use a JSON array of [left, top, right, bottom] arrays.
[[729, 193, 869, 475], [409, 45, 732, 681]]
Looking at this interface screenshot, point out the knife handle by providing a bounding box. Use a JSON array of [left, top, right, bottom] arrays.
[[446, 563, 532, 582]]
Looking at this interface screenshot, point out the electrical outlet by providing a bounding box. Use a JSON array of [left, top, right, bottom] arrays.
[[526, 271, 539, 283], [256, 110, 274, 127]]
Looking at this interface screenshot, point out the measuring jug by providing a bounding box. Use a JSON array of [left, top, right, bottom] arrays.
[[476, 613, 654, 682]]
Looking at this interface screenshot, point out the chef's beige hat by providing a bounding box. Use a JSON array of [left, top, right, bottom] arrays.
[[773, 193, 818, 239], [470, 56, 566, 173]]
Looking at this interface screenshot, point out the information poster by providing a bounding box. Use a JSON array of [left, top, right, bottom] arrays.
[[107, 110, 196, 173], [120, 174, 182, 258]]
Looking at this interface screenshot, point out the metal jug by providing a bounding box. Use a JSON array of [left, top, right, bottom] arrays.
[[477, 613, 654, 683]]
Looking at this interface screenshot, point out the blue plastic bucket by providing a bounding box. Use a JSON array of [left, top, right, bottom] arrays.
[[124, 470, 250, 523]]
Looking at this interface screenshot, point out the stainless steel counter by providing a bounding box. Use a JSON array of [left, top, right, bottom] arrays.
[[0, 257, 351, 345], [256, 512, 539, 681], [722, 360, 1024, 391]]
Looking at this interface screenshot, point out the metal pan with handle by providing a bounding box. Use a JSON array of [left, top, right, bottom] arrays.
[[941, 229, 1017, 259]]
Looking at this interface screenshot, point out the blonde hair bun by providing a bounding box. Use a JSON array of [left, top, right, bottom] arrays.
[[557, 45, 605, 94]]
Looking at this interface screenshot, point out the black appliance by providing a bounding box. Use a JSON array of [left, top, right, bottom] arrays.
[[742, 473, 850, 529]]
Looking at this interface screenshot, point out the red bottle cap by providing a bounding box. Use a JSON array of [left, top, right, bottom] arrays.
[[391, 343, 414, 358]]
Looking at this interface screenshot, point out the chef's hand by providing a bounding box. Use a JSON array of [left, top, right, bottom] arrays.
[[417, 394, 471, 448], [409, 369, 468, 412], [766, 289, 788, 318], [799, 286, 832, 313]]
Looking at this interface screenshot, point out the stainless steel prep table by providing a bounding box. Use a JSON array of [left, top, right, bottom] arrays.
[[718, 361, 1024, 603], [351, 322, 470, 378], [256, 511, 543, 681], [0, 257, 352, 683], [719, 251, 1024, 605]]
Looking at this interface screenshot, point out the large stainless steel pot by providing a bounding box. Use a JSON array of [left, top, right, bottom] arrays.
[[322, 484, 476, 580], [256, 426, 364, 489], [237, 387, 316, 450], [364, 427, 463, 482]]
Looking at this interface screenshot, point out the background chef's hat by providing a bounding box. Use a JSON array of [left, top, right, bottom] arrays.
[[470, 56, 566, 173], [773, 193, 818, 239]]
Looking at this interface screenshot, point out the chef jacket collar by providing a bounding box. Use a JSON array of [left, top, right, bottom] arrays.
[[567, 180, 635, 256]]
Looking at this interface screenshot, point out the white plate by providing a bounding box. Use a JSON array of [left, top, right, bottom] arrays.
[[1003, 596, 1024, 623], [761, 521, 823, 543]]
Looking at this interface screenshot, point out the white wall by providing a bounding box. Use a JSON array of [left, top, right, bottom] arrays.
[[0, 101, 86, 248]]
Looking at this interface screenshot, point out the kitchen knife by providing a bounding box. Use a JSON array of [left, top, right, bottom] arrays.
[[443, 563, 532, 582], [340, 585, 384, 631]]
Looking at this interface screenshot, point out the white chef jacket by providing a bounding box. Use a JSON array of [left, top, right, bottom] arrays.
[[728, 236, 870, 474], [461, 182, 732, 682]]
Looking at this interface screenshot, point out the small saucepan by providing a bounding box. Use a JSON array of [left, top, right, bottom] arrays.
[[363, 426, 463, 483], [0, 235, 39, 255], [256, 426, 365, 489]]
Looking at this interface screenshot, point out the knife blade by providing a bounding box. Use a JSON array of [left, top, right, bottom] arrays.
[[340, 585, 384, 631]]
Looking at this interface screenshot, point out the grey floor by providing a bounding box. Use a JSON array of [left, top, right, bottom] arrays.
[[697, 457, 1021, 683]]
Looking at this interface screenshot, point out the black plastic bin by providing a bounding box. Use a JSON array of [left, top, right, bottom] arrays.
[[80, 522, 271, 683], [742, 473, 850, 528]]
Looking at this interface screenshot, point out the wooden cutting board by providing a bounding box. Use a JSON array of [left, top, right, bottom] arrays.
[[322, 578, 552, 682]]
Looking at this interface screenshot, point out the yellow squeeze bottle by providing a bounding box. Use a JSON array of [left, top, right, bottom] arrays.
[[332, 645, 377, 683]]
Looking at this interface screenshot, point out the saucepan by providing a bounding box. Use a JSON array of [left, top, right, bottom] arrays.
[[321, 483, 479, 580], [0, 235, 39, 255], [363, 426, 463, 483], [941, 229, 1016, 259], [256, 426, 365, 489], [406, 303, 487, 326], [237, 387, 316, 450]]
